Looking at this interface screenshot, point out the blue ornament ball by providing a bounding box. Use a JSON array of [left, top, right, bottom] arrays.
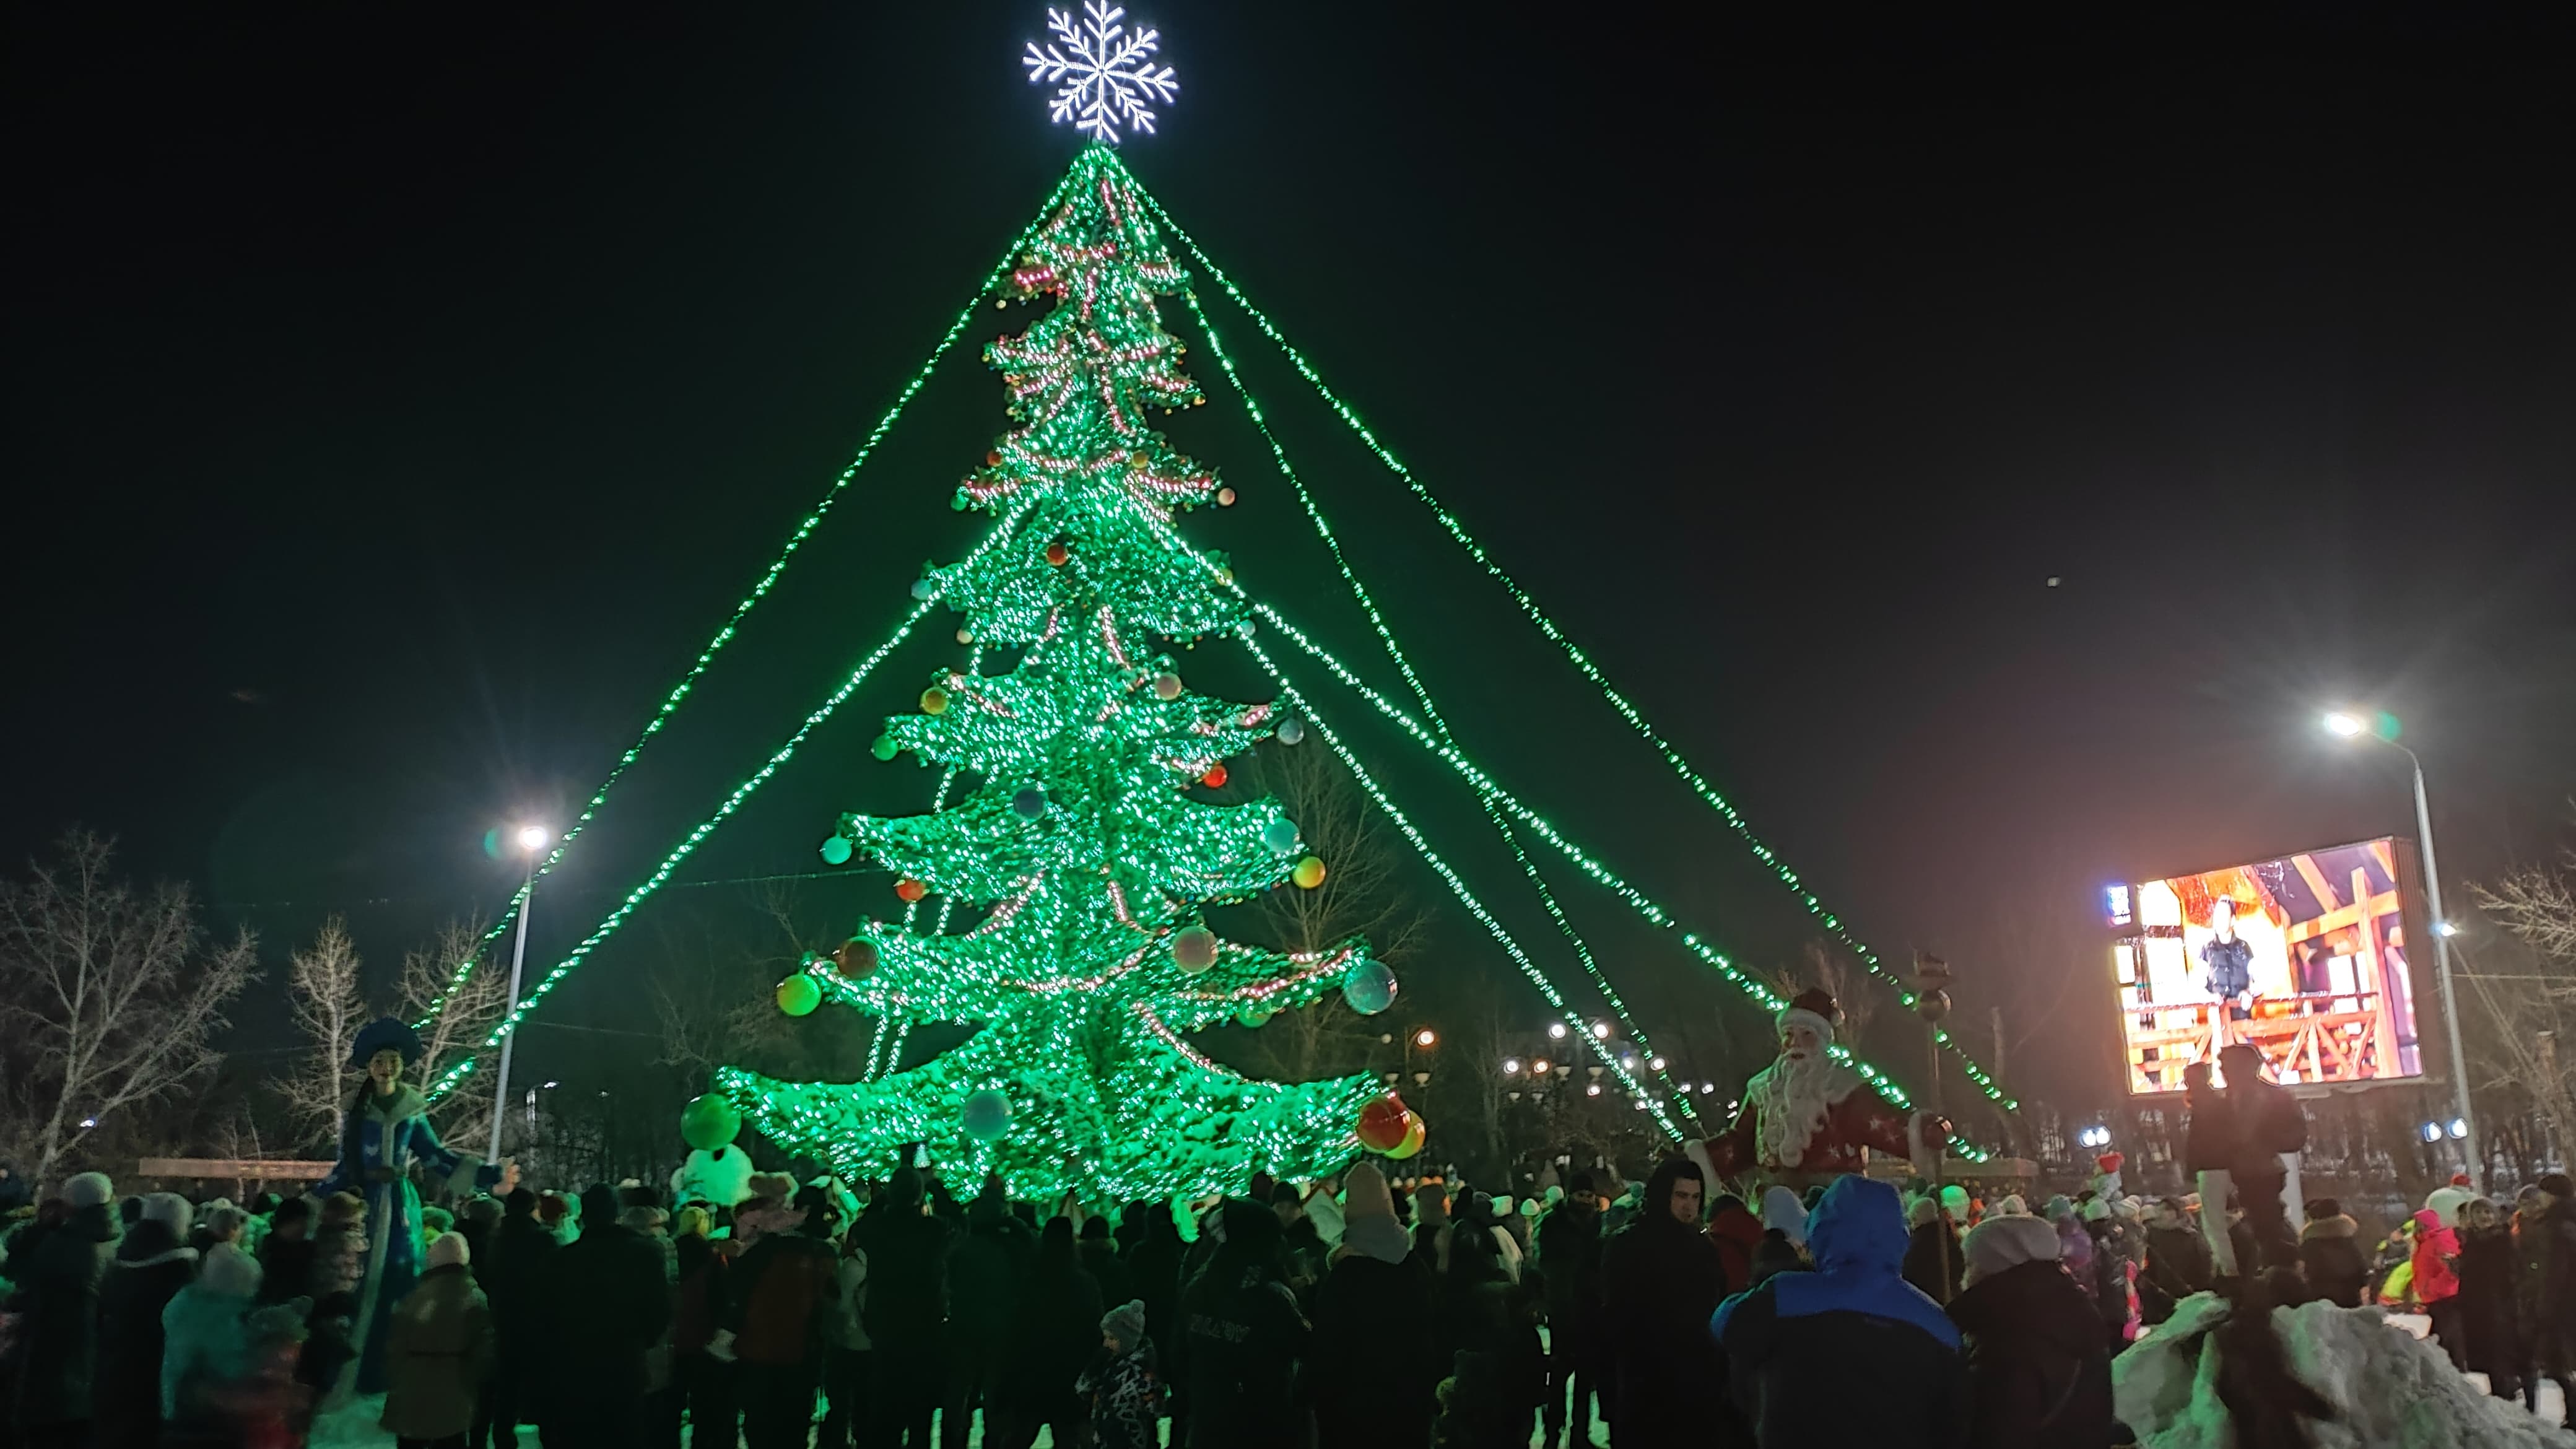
[[1276, 715, 1306, 746], [1012, 787, 1048, 820], [1261, 817, 1299, 853], [818, 835, 854, 866], [1342, 959, 1398, 1016], [962, 1089, 1011, 1142]]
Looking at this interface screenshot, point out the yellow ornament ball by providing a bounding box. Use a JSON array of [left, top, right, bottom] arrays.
[[1292, 856, 1328, 890], [920, 687, 950, 715]]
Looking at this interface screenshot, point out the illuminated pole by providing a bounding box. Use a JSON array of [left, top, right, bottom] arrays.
[[490, 825, 550, 1161], [2324, 713, 2478, 1189], [1913, 952, 1956, 1301]]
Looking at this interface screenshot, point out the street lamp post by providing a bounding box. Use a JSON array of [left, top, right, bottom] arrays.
[[489, 824, 551, 1162], [2324, 711, 2479, 1189]]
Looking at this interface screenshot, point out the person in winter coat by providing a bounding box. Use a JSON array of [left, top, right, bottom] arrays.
[[1535, 1172, 1609, 1449], [2217, 1042, 2304, 1273], [1172, 1197, 1308, 1449], [1945, 1214, 2112, 1449], [994, 1217, 1102, 1449], [257, 1196, 316, 1307], [724, 1186, 839, 1449], [2295, 1198, 2369, 1308], [1124, 1204, 1185, 1377], [94, 1192, 200, 1449], [2515, 1172, 2576, 1427], [301, 1190, 368, 1402], [1411, 1182, 1453, 1274], [542, 1183, 675, 1448], [1901, 1194, 1963, 1307], [2042, 1197, 2095, 1312], [1081, 1299, 1164, 1449], [1714, 1175, 1968, 1449], [669, 1225, 737, 1449], [855, 1167, 952, 1449], [2450, 1197, 2524, 1403], [2409, 1205, 2465, 1368], [942, 1177, 1030, 1449], [1707, 1191, 1766, 1297], [1601, 1155, 1728, 1448], [160, 1242, 266, 1434], [1077, 1215, 1133, 1312], [1438, 1222, 1547, 1448], [476, 1187, 560, 1449], [1310, 1164, 1438, 1448], [14, 1170, 120, 1447], [382, 1232, 494, 1448], [2082, 1203, 2143, 1352], [814, 1222, 869, 1449], [1271, 1183, 1330, 1309], [2139, 1196, 2213, 1324]]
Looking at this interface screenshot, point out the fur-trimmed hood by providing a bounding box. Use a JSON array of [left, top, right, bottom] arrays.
[[2299, 1213, 2357, 1242]]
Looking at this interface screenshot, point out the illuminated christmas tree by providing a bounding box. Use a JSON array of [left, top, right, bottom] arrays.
[[716, 146, 1403, 1202]]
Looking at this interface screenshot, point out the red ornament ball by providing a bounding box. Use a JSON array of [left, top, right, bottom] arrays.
[[894, 877, 928, 903], [1200, 764, 1228, 789], [1357, 1094, 1411, 1152], [1044, 541, 1070, 567], [985, 450, 1002, 468], [834, 938, 879, 978]]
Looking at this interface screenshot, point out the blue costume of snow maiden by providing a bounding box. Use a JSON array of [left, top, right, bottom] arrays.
[[312, 1017, 501, 1396]]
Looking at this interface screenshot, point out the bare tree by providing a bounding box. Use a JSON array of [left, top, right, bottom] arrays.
[[0, 832, 259, 1190], [282, 917, 367, 1148], [395, 918, 508, 1152], [2469, 850, 2576, 1169]]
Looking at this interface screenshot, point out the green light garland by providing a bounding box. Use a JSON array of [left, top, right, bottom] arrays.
[[409, 168, 1090, 1031], [1134, 176, 2017, 1116], [419, 500, 1038, 1105]]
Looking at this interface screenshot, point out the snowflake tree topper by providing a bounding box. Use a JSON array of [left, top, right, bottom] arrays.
[[1023, 2, 1177, 144]]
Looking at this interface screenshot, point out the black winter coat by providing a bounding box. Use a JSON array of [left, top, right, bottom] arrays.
[[2143, 1223, 2212, 1315], [481, 1213, 559, 1365], [1001, 1261, 1103, 1416], [1126, 1227, 1185, 1358], [1902, 1220, 1963, 1306], [856, 1204, 952, 1351], [2521, 1198, 2576, 1375], [2295, 1216, 2369, 1308], [1948, 1260, 2115, 1449], [1308, 1250, 1437, 1448], [92, 1225, 198, 1449], [1533, 1201, 1604, 1351], [944, 1212, 1029, 1358], [1079, 1238, 1134, 1312], [255, 1232, 316, 1307], [1601, 1211, 1726, 1445], [538, 1222, 672, 1422], [2456, 1224, 2523, 1379], [12, 1202, 118, 1428], [1174, 1253, 1307, 1449]]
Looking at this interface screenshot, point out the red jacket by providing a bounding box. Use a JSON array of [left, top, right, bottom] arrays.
[[2408, 1209, 2460, 1304], [1707, 1203, 1766, 1295]]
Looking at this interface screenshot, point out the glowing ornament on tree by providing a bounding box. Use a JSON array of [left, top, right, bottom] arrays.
[[962, 1089, 1012, 1142], [1357, 1094, 1411, 1152], [1022, 0, 1178, 145], [819, 835, 854, 866], [775, 973, 822, 1017], [1172, 925, 1218, 973], [1152, 672, 1183, 701], [1292, 855, 1328, 889], [1012, 787, 1050, 820], [1199, 764, 1227, 788], [834, 937, 879, 978], [1261, 817, 1299, 853], [1235, 1004, 1273, 1029], [911, 577, 937, 601], [871, 734, 901, 761], [1385, 1113, 1427, 1160], [680, 1094, 742, 1152], [1045, 541, 1071, 567], [1276, 715, 1305, 746], [894, 877, 928, 903], [1341, 959, 1397, 1016], [1216, 486, 1237, 507], [920, 686, 951, 715]]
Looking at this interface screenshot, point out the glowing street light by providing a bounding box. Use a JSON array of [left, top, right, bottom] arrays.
[[1648, 1055, 1668, 1072], [2321, 710, 2366, 738], [1501, 1058, 1522, 1076], [1546, 1022, 1569, 1040], [515, 824, 552, 853], [1412, 1027, 1437, 1048], [1589, 1021, 1611, 1040], [1585, 1083, 1602, 1097], [1530, 1058, 1551, 1076], [491, 820, 555, 1158]]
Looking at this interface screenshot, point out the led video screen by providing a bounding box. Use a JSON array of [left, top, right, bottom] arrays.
[[2109, 837, 2427, 1094]]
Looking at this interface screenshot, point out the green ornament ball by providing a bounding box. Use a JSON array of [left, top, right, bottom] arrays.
[[871, 734, 900, 762], [1235, 1004, 1273, 1029], [818, 835, 854, 866], [1261, 817, 1299, 853], [962, 1089, 1011, 1142], [775, 973, 823, 1017], [679, 1094, 741, 1152]]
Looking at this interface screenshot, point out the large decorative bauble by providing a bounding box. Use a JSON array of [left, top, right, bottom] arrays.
[[1044, 541, 1070, 567], [1012, 787, 1048, 820], [894, 877, 928, 903], [871, 734, 900, 761], [1152, 672, 1183, 701], [962, 1089, 1011, 1142], [1357, 1094, 1411, 1152], [818, 835, 853, 866], [955, 628, 974, 645], [920, 687, 950, 715], [1261, 817, 1299, 853], [1342, 958, 1397, 1015], [1199, 764, 1228, 789], [1292, 856, 1328, 890], [775, 974, 822, 1017], [1235, 1004, 1273, 1029], [1385, 1113, 1427, 1160], [1172, 925, 1219, 973], [679, 1094, 742, 1152], [833, 936, 879, 978], [910, 577, 936, 601], [1217, 486, 1237, 507], [1276, 715, 1306, 746]]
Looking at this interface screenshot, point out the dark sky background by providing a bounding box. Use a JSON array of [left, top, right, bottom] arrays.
[[7, 6, 2573, 1116]]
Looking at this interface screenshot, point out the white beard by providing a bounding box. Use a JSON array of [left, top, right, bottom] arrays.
[[1749, 1051, 1860, 1169]]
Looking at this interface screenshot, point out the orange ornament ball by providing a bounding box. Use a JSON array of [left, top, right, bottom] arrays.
[[894, 877, 928, 903], [1200, 764, 1228, 789], [1292, 856, 1328, 890], [1044, 541, 1070, 567], [1357, 1094, 1410, 1152], [1217, 487, 1237, 507], [985, 450, 1002, 467]]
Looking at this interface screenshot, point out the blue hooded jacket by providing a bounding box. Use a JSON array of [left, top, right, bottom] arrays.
[[1713, 1176, 1966, 1447]]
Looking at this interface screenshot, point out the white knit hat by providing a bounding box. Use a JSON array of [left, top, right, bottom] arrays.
[[427, 1230, 471, 1269], [140, 1191, 194, 1236], [63, 1172, 113, 1209]]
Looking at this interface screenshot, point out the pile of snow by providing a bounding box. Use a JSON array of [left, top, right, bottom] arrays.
[[2115, 1292, 2566, 1448]]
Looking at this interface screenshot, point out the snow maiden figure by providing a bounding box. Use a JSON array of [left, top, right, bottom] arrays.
[[312, 1017, 515, 1396]]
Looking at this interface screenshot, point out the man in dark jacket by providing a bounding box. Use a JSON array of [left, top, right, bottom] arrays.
[[94, 1193, 198, 1449], [2519, 1173, 2576, 1427], [476, 1187, 559, 1449], [856, 1167, 952, 1448], [941, 1177, 1028, 1449], [1601, 1155, 1728, 1448], [1536, 1173, 1608, 1449], [2139, 1196, 2212, 1323], [2218, 1043, 2304, 1273], [1946, 1214, 2112, 1449], [541, 1183, 672, 1449], [1715, 1174, 1967, 1449], [14, 1171, 120, 1448], [1173, 1198, 1308, 1449], [2295, 1198, 2369, 1308]]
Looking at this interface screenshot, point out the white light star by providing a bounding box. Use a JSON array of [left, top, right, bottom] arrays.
[[1023, 2, 1177, 144]]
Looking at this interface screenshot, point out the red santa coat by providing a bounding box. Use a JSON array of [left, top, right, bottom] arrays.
[[1705, 1056, 1932, 1183]]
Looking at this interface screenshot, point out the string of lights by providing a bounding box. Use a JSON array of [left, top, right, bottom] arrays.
[[407, 170, 1087, 1030], [1172, 284, 1702, 1127], [420, 499, 1038, 1105], [1136, 177, 2016, 1116]]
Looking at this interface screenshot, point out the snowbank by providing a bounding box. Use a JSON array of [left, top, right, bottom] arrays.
[[2115, 1292, 2565, 1448]]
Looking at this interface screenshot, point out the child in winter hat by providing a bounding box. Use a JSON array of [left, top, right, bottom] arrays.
[[1082, 1299, 1164, 1449]]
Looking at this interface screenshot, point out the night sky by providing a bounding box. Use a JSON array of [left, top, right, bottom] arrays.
[[7, 7, 2573, 1108]]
